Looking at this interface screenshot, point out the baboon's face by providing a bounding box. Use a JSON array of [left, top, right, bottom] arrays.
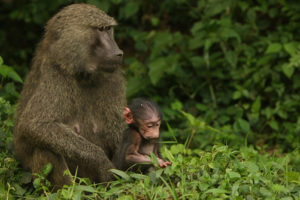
[[91, 26, 123, 73], [136, 115, 161, 140], [45, 4, 123, 75]]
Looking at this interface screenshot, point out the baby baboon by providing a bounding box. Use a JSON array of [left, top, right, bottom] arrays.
[[13, 4, 126, 189], [113, 98, 171, 172]]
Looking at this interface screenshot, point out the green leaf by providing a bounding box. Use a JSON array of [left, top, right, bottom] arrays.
[[155, 169, 164, 178], [226, 169, 241, 179], [122, 2, 139, 19], [283, 42, 298, 56], [171, 101, 183, 111], [0, 65, 10, 76], [231, 181, 240, 196], [225, 51, 237, 68], [205, 2, 226, 17], [5, 83, 19, 97], [74, 185, 97, 193], [189, 36, 204, 50], [180, 111, 196, 126], [251, 96, 261, 113], [260, 187, 272, 197], [0, 65, 23, 83], [282, 64, 294, 78], [42, 163, 53, 176], [190, 21, 203, 36], [228, 171, 241, 179], [196, 103, 207, 111], [126, 76, 147, 98], [215, 145, 228, 152], [204, 188, 228, 194], [220, 28, 241, 43], [7, 70, 23, 83], [0, 168, 8, 175], [239, 184, 250, 194], [48, 193, 58, 200], [271, 184, 287, 193], [117, 195, 134, 200], [287, 171, 300, 183], [19, 172, 32, 184], [153, 31, 173, 48], [204, 38, 218, 52], [170, 144, 185, 155], [190, 56, 204, 68], [245, 162, 259, 173], [13, 184, 26, 196], [149, 152, 159, 166], [280, 197, 293, 200], [148, 58, 167, 85], [0, 56, 3, 65], [233, 91, 242, 99], [130, 173, 149, 180], [33, 178, 41, 188], [265, 43, 282, 54], [262, 107, 273, 119], [269, 120, 279, 131], [277, 110, 287, 119], [110, 169, 131, 181], [162, 146, 175, 162], [237, 118, 250, 133], [151, 17, 159, 26]]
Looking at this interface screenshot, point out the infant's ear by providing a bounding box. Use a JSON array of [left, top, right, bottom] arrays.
[[123, 107, 134, 124]]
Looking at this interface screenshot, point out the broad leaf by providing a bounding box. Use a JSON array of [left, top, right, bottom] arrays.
[[265, 43, 282, 54], [110, 169, 131, 181], [282, 64, 294, 78]]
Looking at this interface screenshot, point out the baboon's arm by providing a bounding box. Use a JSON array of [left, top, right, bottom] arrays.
[[17, 120, 113, 168]]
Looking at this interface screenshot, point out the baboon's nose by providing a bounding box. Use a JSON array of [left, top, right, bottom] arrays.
[[116, 49, 123, 57]]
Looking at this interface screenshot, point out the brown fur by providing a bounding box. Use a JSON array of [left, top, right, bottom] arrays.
[[13, 4, 126, 190], [113, 98, 171, 172]]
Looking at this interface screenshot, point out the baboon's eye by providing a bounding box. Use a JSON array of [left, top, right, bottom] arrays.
[[104, 26, 111, 31], [98, 27, 105, 31], [98, 26, 111, 31]]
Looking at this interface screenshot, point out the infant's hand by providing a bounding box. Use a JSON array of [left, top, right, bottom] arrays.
[[158, 159, 172, 168]]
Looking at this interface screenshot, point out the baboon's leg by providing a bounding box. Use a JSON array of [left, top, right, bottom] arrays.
[[31, 148, 72, 190]]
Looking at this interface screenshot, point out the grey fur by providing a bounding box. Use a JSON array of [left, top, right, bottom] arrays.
[[13, 4, 126, 189]]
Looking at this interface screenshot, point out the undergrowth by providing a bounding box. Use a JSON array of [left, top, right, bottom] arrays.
[[1, 97, 300, 199], [1, 144, 300, 199]]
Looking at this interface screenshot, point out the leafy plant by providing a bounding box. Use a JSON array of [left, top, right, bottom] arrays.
[[1, 0, 300, 149], [54, 145, 300, 199], [0, 56, 23, 102]]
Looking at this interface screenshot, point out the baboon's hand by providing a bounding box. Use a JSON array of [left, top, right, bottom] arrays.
[[98, 161, 115, 182]]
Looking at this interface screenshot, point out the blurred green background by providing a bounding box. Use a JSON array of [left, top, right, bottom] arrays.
[[1, 0, 300, 152]]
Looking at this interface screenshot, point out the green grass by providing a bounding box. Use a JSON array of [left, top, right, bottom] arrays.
[[1, 144, 299, 200], [0, 97, 299, 199]]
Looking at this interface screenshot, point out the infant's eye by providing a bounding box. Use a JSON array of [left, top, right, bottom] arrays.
[[147, 123, 154, 128]]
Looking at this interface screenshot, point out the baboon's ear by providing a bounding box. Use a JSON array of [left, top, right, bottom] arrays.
[[123, 107, 134, 124]]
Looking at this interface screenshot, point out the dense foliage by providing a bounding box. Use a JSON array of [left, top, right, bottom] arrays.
[[0, 98, 299, 199], [1, 0, 300, 150], [0, 0, 300, 199]]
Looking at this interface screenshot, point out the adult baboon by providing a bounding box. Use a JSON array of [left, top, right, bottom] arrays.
[[13, 4, 126, 189]]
